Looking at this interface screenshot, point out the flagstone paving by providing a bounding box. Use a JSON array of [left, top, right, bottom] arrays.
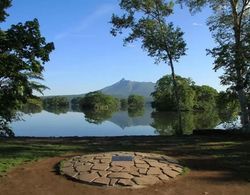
[[60, 152, 184, 188]]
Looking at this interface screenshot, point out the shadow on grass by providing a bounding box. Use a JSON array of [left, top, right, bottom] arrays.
[[0, 135, 250, 182]]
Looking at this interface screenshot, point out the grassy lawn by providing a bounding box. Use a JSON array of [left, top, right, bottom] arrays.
[[0, 135, 250, 181]]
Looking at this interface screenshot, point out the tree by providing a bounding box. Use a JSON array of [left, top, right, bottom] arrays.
[[0, 1, 54, 136], [80, 91, 119, 111], [128, 94, 144, 108], [192, 85, 218, 111], [0, 0, 11, 22], [217, 91, 240, 123], [178, 0, 250, 131], [43, 96, 69, 109], [151, 75, 195, 111], [120, 98, 128, 110], [111, 0, 187, 133]]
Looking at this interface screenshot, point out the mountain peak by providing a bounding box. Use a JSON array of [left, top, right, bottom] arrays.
[[100, 79, 155, 101]]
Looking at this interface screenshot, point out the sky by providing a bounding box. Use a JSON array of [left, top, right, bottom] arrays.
[[1, 0, 226, 96]]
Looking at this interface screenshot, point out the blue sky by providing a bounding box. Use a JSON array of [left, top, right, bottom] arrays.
[[2, 0, 225, 95]]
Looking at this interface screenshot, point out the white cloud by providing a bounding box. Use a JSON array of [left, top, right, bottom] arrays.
[[54, 4, 115, 41], [192, 22, 203, 27]]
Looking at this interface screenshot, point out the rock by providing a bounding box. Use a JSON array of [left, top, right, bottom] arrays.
[[93, 177, 110, 186], [80, 156, 93, 162], [78, 172, 99, 183], [170, 166, 183, 173], [129, 170, 140, 177], [100, 158, 111, 163], [75, 164, 92, 172], [108, 166, 123, 172], [162, 169, 180, 178], [121, 166, 138, 172], [61, 167, 78, 178], [138, 168, 148, 175], [108, 172, 133, 179], [118, 179, 135, 186], [92, 163, 109, 171], [135, 163, 149, 169], [62, 161, 72, 168], [146, 161, 162, 167], [98, 171, 111, 177], [134, 159, 146, 164], [109, 179, 118, 186], [147, 167, 162, 175], [158, 174, 170, 181], [132, 175, 160, 185], [111, 161, 134, 167]]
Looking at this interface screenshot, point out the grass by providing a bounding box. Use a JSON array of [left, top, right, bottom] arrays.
[[0, 141, 82, 175], [0, 135, 250, 181]]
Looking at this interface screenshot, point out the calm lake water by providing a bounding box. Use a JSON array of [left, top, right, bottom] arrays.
[[11, 106, 237, 137]]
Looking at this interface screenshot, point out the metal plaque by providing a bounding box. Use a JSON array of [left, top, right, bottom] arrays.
[[112, 155, 133, 161]]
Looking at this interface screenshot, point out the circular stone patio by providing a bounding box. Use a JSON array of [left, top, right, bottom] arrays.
[[60, 152, 184, 188]]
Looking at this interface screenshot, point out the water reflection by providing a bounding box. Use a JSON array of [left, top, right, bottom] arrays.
[[43, 106, 69, 115], [151, 109, 221, 135], [83, 109, 115, 124], [14, 105, 238, 136]]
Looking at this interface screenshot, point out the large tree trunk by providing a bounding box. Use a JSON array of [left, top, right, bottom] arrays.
[[168, 55, 183, 135], [238, 89, 250, 131], [230, 0, 250, 131]]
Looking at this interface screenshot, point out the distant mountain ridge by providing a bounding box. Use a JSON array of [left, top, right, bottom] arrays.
[[100, 78, 155, 101], [42, 78, 156, 101]]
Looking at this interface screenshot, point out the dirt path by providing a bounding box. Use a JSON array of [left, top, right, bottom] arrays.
[[0, 155, 249, 195]]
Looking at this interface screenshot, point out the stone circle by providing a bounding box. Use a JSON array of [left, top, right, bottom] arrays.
[[60, 152, 184, 188]]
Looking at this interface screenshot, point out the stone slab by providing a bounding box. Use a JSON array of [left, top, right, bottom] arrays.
[[78, 172, 99, 183], [118, 179, 134, 186], [108, 166, 123, 172], [132, 175, 160, 185], [93, 177, 110, 186], [110, 179, 118, 186], [60, 152, 184, 188], [147, 167, 162, 175], [92, 164, 109, 171], [162, 169, 180, 178], [75, 164, 92, 172], [108, 172, 133, 179], [158, 174, 170, 181]]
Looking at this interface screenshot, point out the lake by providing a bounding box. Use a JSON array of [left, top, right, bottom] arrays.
[[11, 106, 237, 137]]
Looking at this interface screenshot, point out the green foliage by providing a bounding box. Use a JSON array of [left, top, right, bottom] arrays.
[[178, 0, 250, 130], [43, 97, 69, 114], [111, 0, 186, 64], [120, 98, 128, 110], [20, 98, 43, 114], [152, 75, 195, 111], [83, 109, 115, 124], [151, 109, 221, 135], [0, 0, 11, 22], [80, 91, 119, 111], [128, 106, 145, 117], [43, 97, 69, 108], [192, 85, 218, 111], [128, 94, 144, 108], [217, 91, 240, 123], [152, 75, 219, 112], [0, 2, 54, 136], [71, 97, 82, 111], [111, 0, 187, 132]]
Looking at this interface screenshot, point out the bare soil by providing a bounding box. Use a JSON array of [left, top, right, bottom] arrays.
[[0, 136, 250, 195]]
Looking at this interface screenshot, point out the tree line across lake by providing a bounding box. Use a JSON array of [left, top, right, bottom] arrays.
[[40, 74, 240, 126]]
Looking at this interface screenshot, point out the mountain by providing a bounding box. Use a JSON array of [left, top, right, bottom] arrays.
[[100, 78, 155, 101], [42, 78, 156, 101]]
